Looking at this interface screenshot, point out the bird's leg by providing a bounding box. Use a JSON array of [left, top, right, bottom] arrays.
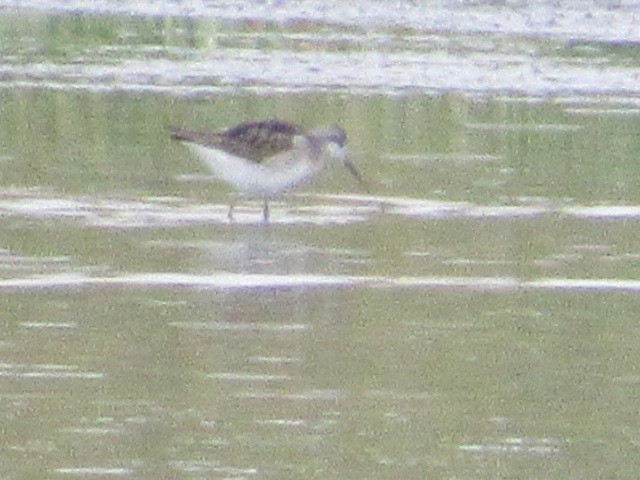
[[227, 196, 236, 222], [262, 197, 270, 223]]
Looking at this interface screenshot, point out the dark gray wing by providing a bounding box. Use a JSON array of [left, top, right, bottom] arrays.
[[170, 119, 306, 163]]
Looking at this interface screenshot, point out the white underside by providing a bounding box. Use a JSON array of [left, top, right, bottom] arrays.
[[185, 143, 323, 197]]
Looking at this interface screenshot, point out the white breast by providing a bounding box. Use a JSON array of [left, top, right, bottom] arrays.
[[186, 143, 323, 197]]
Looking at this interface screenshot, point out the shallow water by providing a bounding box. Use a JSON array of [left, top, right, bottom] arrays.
[[1, 2, 640, 479]]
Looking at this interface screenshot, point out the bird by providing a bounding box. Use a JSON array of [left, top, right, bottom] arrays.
[[170, 119, 365, 222]]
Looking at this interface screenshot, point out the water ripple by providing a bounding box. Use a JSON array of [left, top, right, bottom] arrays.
[[54, 468, 132, 476], [0, 363, 104, 379], [4, 1, 640, 97], [5, 188, 640, 227], [2, 271, 640, 293], [459, 437, 560, 455]]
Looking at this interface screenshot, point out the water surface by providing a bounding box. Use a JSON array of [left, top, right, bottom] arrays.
[[1, 2, 640, 479]]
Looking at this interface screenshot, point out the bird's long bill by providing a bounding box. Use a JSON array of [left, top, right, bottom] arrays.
[[342, 155, 370, 193]]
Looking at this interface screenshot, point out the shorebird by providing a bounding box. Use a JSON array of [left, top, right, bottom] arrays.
[[170, 119, 365, 222]]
